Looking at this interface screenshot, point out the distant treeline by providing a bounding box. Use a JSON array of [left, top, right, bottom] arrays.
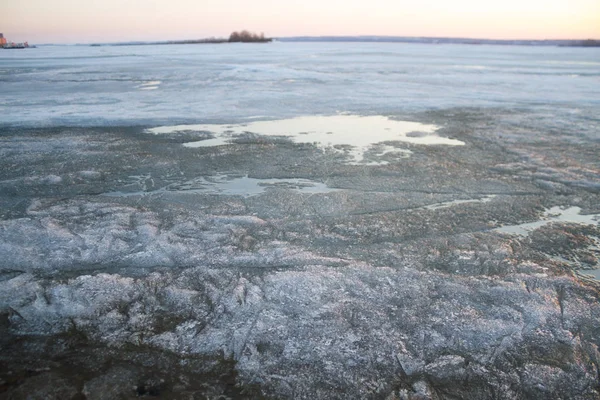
[[91, 31, 273, 47], [101, 38, 227, 46], [229, 31, 272, 43]]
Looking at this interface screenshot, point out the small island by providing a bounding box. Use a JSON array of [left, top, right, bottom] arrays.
[[89, 31, 272, 47], [228, 30, 272, 43]]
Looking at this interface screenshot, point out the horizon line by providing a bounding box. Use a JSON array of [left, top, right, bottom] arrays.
[[34, 35, 600, 46]]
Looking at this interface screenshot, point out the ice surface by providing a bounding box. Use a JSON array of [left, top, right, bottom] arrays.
[[150, 115, 459, 164], [1, 43, 600, 127], [0, 198, 350, 274], [2, 43, 600, 399]]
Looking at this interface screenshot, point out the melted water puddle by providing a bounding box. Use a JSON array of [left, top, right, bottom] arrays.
[[183, 176, 338, 197], [496, 206, 600, 281], [148, 115, 464, 165], [495, 206, 600, 236], [137, 80, 161, 90], [104, 175, 337, 198], [423, 195, 496, 211], [581, 269, 600, 280], [574, 235, 600, 281]]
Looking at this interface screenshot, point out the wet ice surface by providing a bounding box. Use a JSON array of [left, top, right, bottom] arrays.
[[2, 44, 600, 399], [496, 206, 600, 236], [105, 175, 337, 197], [583, 269, 600, 279], [422, 195, 496, 211], [2, 110, 600, 399], [150, 115, 461, 164]]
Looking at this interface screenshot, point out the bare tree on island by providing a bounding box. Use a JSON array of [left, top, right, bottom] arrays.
[[229, 30, 271, 43]]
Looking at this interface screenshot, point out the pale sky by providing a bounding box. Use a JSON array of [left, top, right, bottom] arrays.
[[2, 0, 599, 43]]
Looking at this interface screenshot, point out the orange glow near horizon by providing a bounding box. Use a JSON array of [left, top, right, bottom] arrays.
[[2, 0, 599, 43]]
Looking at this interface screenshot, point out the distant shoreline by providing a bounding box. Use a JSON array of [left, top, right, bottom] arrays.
[[85, 36, 600, 48], [278, 36, 600, 47], [89, 39, 272, 47], [90, 32, 272, 47], [90, 39, 228, 46]]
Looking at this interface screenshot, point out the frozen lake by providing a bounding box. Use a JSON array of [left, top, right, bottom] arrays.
[[1, 42, 600, 399], [1, 42, 599, 127]]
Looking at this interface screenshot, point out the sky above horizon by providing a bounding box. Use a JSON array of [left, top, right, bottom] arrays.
[[2, 0, 600, 44]]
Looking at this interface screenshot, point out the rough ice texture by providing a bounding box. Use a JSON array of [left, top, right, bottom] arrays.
[[0, 201, 331, 272], [2, 245, 600, 399], [1, 106, 600, 399]]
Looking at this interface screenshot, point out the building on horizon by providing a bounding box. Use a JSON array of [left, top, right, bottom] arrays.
[[0, 33, 7, 46]]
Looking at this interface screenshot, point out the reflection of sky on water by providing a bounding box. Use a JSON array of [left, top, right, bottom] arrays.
[[496, 206, 600, 282], [104, 175, 337, 198], [149, 115, 463, 164], [496, 206, 599, 236], [582, 269, 600, 280]]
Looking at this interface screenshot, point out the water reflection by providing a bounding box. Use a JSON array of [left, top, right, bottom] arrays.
[[149, 115, 464, 164], [496, 206, 599, 236], [104, 175, 337, 198]]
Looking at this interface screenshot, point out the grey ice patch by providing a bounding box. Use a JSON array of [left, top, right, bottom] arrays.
[[405, 130, 429, 138], [78, 170, 102, 180], [42, 175, 62, 185]]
